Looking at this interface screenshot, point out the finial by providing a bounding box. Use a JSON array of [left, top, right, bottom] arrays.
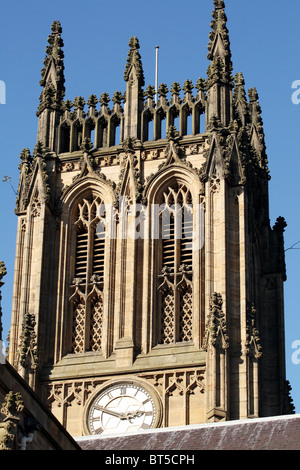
[[51, 20, 62, 34], [87, 94, 98, 108], [99, 92, 110, 108], [33, 141, 45, 158], [213, 0, 225, 9], [41, 20, 64, 82], [124, 36, 145, 86], [112, 91, 123, 106], [73, 96, 86, 110], [128, 36, 140, 50], [170, 82, 181, 104], [144, 85, 155, 100], [19, 148, 32, 166], [207, 0, 233, 87], [273, 217, 287, 233]]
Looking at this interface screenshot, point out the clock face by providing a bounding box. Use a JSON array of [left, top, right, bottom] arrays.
[[87, 382, 158, 435]]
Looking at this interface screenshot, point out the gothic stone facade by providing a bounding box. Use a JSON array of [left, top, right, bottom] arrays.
[[8, 1, 293, 437]]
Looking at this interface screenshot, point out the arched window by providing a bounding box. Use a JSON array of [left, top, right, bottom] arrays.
[[59, 122, 71, 153], [70, 194, 106, 354], [157, 184, 193, 344]]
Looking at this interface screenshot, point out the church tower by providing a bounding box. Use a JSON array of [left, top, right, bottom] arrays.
[[8, 0, 294, 437]]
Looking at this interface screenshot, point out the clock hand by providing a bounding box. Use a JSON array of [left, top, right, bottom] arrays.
[[131, 410, 145, 418], [95, 405, 127, 420], [95, 406, 147, 423]]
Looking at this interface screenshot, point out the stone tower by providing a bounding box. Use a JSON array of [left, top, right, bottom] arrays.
[[8, 0, 294, 437]]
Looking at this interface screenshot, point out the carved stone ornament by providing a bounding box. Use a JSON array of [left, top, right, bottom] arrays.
[[69, 146, 116, 198], [0, 392, 24, 450], [1, 391, 24, 421], [115, 149, 142, 205], [209, 175, 221, 194], [203, 293, 229, 351], [17, 312, 38, 372], [65, 162, 74, 172], [244, 304, 262, 359], [31, 196, 41, 218]]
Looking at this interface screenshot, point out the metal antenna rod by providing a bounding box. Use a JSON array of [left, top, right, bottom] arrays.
[[155, 46, 159, 105]]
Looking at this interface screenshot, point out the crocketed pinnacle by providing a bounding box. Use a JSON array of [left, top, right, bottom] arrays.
[[124, 36, 145, 87], [232, 72, 249, 127], [37, 21, 65, 116], [40, 21, 65, 87], [206, 0, 233, 88], [248, 87, 269, 172]]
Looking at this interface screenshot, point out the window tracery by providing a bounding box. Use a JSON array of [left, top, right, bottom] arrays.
[[70, 194, 106, 354], [157, 184, 193, 345]]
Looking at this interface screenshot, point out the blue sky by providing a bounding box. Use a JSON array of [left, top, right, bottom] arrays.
[[0, 0, 299, 414]]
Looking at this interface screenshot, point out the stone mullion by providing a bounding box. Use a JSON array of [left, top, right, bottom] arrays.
[[174, 206, 181, 342], [84, 215, 96, 352], [193, 197, 204, 349], [173, 276, 180, 343]]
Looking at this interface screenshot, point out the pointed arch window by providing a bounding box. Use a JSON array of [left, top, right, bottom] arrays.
[[70, 194, 107, 354], [157, 184, 193, 344]]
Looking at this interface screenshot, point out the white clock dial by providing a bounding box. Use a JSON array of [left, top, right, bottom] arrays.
[[88, 382, 157, 435]]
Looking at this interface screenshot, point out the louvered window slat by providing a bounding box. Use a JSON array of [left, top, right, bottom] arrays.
[[75, 231, 88, 279], [93, 228, 105, 281]]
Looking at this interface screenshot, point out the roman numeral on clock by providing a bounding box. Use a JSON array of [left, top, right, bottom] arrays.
[[94, 426, 104, 434], [92, 415, 101, 421], [140, 423, 151, 429]]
